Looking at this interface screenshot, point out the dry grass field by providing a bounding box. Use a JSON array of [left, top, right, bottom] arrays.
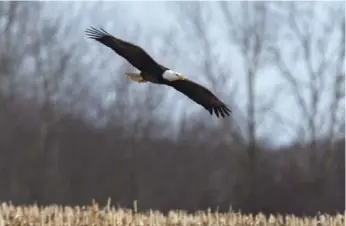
[[0, 200, 344, 226]]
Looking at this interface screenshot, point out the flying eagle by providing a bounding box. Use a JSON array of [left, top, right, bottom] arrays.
[[85, 27, 231, 118]]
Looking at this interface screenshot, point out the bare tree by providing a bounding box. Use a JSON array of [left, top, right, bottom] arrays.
[[0, 1, 45, 200], [85, 19, 182, 204], [167, 2, 279, 211], [326, 9, 345, 151], [172, 2, 243, 145], [213, 2, 283, 211], [270, 2, 345, 159], [0, 2, 41, 100], [0, 1, 91, 202]]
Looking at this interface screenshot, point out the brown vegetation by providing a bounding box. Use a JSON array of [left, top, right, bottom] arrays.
[[0, 201, 344, 226]]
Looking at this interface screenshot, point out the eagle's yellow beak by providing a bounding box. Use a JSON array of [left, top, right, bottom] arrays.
[[177, 75, 185, 80]]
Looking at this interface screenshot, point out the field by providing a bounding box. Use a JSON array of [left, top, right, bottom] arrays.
[[0, 201, 344, 226]]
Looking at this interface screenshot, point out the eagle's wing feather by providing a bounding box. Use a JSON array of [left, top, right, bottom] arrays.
[[85, 27, 161, 73], [169, 79, 231, 118]]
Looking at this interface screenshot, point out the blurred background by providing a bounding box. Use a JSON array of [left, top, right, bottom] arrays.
[[0, 1, 344, 216]]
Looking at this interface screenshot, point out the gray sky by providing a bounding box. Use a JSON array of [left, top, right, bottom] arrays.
[[40, 1, 345, 146]]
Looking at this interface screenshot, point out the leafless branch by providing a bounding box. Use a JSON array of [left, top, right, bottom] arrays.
[[272, 2, 345, 150]]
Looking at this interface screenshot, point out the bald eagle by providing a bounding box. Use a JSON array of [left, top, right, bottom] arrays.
[[85, 27, 231, 118]]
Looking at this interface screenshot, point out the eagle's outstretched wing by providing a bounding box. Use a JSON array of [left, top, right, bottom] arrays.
[[85, 27, 162, 73], [169, 79, 231, 118]]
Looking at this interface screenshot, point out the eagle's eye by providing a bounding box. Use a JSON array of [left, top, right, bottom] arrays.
[[175, 73, 185, 80]]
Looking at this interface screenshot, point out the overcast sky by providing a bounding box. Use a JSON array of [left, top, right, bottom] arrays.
[[39, 1, 345, 146]]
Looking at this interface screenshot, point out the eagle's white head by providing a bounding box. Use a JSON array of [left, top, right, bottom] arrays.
[[162, 70, 185, 82]]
